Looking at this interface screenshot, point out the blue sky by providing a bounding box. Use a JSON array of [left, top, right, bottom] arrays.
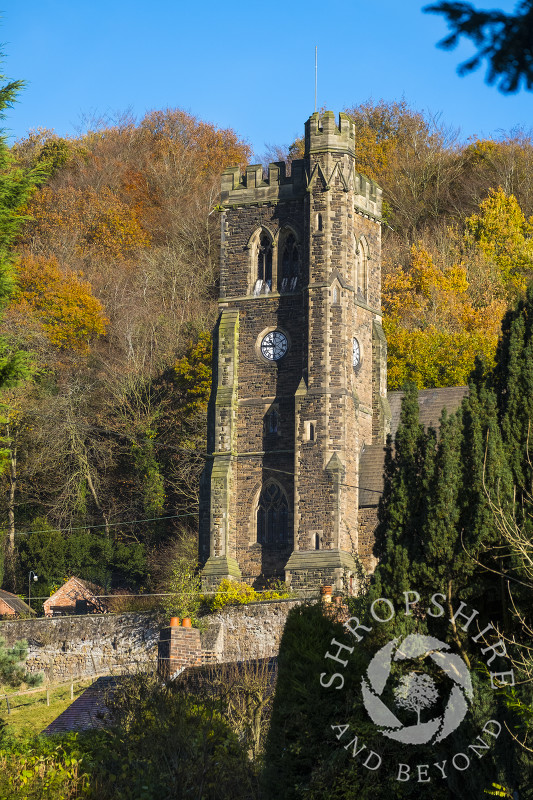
[[2, 0, 531, 158]]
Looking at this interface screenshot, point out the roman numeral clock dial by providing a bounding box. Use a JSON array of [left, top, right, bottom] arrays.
[[261, 331, 288, 361]]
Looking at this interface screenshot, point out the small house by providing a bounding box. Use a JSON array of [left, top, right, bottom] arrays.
[[44, 577, 106, 617], [0, 589, 35, 617]]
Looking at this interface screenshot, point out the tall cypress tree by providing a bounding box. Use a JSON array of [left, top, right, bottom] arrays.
[[376, 376, 514, 623], [418, 409, 462, 596], [373, 382, 432, 598], [489, 286, 533, 636], [493, 283, 533, 520], [459, 379, 514, 615]]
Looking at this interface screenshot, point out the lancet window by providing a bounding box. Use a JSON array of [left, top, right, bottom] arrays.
[[355, 237, 369, 299], [279, 233, 299, 292], [265, 409, 279, 435], [257, 234, 272, 286]]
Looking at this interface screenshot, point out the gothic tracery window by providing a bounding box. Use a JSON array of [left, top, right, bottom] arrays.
[[257, 482, 289, 545], [279, 232, 299, 292]]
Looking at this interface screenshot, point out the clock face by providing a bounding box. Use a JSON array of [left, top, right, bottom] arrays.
[[352, 338, 361, 367], [261, 331, 288, 361]]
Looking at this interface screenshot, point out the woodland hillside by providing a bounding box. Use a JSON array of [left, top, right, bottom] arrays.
[[2, 101, 533, 597]]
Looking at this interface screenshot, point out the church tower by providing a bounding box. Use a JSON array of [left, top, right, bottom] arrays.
[[200, 111, 389, 592]]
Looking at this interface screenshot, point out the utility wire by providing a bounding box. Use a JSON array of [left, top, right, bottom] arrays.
[[255, 464, 384, 495], [11, 457, 383, 540], [24, 589, 298, 600], [13, 511, 197, 537]]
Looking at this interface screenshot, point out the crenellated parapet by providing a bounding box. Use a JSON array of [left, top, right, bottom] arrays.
[[305, 111, 382, 219], [221, 111, 382, 219], [352, 173, 382, 219], [305, 110, 355, 155], [220, 160, 306, 205]]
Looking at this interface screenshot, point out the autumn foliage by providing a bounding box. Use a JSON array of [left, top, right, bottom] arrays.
[[12, 255, 108, 351], [0, 109, 251, 593], [1, 99, 533, 591]]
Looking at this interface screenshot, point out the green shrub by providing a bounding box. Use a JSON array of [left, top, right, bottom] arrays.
[[162, 553, 202, 624], [0, 731, 87, 799], [81, 673, 258, 799]]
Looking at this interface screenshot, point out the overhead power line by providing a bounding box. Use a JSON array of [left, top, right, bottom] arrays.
[[13, 511, 197, 538]]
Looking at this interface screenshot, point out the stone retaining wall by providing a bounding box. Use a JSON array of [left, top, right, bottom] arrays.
[[0, 599, 307, 683], [0, 612, 162, 683], [158, 598, 305, 677], [201, 598, 304, 661]]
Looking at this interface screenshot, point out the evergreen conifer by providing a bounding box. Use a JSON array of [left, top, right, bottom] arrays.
[[373, 382, 431, 598], [0, 60, 46, 585]]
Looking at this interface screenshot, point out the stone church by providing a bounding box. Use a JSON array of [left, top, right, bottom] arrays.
[[199, 111, 465, 593]]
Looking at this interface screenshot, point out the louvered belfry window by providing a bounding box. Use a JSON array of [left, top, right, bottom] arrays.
[[280, 233, 299, 291]]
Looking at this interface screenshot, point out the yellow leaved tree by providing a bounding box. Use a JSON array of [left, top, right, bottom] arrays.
[[383, 244, 505, 389], [11, 255, 108, 352], [463, 186, 533, 297]]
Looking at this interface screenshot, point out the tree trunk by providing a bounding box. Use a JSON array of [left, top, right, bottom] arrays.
[[447, 579, 471, 669], [86, 468, 110, 536], [7, 442, 16, 554]]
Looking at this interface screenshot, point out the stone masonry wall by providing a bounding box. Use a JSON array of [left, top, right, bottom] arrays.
[[158, 599, 304, 677], [358, 506, 379, 572], [0, 601, 306, 684], [0, 612, 162, 683], [201, 598, 303, 662]]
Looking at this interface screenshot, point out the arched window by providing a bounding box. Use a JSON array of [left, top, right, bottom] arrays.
[[279, 232, 299, 292], [356, 237, 369, 299], [257, 482, 289, 545], [265, 409, 279, 435], [257, 234, 272, 287], [332, 285, 340, 305]]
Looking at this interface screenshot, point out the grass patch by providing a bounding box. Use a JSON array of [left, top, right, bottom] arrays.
[[0, 679, 95, 736]]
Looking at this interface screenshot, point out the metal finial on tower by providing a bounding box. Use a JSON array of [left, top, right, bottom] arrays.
[[314, 46, 318, 113]]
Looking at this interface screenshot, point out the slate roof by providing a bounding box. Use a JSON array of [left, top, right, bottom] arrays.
[[358, 387, 469, 508], [43, 676, 121, 735], [0, 589, 35, 616], [389, 387, 469, 440]]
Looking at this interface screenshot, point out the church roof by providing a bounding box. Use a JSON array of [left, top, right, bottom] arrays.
[[359, 387, 469, 508]]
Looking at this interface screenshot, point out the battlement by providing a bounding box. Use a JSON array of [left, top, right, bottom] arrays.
[[220, 113, 381, 217], [305, 111, 355, 156], [220, 160, 306, 205]]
